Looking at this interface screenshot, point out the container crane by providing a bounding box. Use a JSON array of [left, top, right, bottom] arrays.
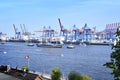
[[13, 24, 21, 39], [105, 22, 120, 40], [72, 24, 84, 40], [82, 23, 92, 41], [20, 24, 25, 35], [58, 18, 72, 40], [35, 26, 57, 38], [22, 24, 32, 41]]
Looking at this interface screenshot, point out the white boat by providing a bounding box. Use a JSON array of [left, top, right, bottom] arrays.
[[50, 40, 63, 48], [53, 44, 62, 48], [67, 45, 75, 49], [0, 33, 6, 44], [27, 43, 34, 46], [36, 43, 52, 48]]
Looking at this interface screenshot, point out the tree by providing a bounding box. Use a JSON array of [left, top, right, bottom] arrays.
[[51, 67, 62, 80], [104, 28, 120, 80], [68, 71, 80, 80], [79, 74, 92, 80], [68, 71, 92, 80]]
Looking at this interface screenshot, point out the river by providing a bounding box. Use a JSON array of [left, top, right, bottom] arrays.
[[0, 42, 113, 80]]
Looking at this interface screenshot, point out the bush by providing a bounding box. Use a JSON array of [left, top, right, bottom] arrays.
[[79, 74, 92, 80], [68, 71, 80, 80], [68, 71, 92, 80], [51, 67, 62, 80]]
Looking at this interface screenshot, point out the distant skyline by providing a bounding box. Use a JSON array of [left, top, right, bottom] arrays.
[[0, 0, 120, 37]]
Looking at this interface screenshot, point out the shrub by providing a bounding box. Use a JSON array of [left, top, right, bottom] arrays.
[[68, 71, 92, 80], [68, 71, 80, 80], [79, 74, 92, 80], [51, 67, 62, 80]]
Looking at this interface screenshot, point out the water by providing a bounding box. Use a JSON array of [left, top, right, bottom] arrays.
[[0, 42, 113, 80]]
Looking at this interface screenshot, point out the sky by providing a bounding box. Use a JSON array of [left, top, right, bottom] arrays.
[[0, 0, 120, 37]]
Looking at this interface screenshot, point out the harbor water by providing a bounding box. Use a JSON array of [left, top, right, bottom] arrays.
[[0, 42, 113, 80]]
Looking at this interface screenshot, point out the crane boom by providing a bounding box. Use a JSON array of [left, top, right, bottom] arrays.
[[13, 24, 17, 33], [58, 18, 63, 31], [23, 24, 27, 32], [20, 24, 24, 34]]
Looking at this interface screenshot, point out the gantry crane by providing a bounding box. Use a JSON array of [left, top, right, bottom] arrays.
[[13, 24, 21, 39], [58, 18, 72, 40], [72, 24, 84, 40], [35, 26, 57, 38]]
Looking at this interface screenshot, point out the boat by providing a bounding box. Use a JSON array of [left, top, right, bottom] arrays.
[[67, 44, 75, 49], [0, 40, 6, 44], [63, 40, 80, 45], [36, 42, 53, 48], [36, 42, 62, 48], [50, 40, 63, 48], [53, 44, 62, 48], [27, 43, 34, 46], [0, 33, 6, 44]]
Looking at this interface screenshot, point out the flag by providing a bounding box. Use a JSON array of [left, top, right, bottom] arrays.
[[25, 55, 30, 59]]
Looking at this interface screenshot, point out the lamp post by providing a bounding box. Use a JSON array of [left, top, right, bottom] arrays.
[[25, 55, 30, 68]]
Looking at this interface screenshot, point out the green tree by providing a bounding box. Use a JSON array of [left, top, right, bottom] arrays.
[[104, 28, 120, 80], [79, 74, 92, 80], [51, 67, 62, 80], [68, 71, 92, 80], [68, 71, 80, 80]]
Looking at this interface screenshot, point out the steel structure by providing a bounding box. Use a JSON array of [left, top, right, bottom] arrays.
[[13, 24, 21, 39], [35, 26, 56, 38], [105, 22, 120, 40], [58, 18, 72, 40]]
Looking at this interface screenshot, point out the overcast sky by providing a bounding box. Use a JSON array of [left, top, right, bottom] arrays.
[[0, 0, 120, 37]]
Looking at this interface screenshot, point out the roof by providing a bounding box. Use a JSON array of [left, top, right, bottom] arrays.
[[0, 65, 42, 80], [0, 73, 21, 80]]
